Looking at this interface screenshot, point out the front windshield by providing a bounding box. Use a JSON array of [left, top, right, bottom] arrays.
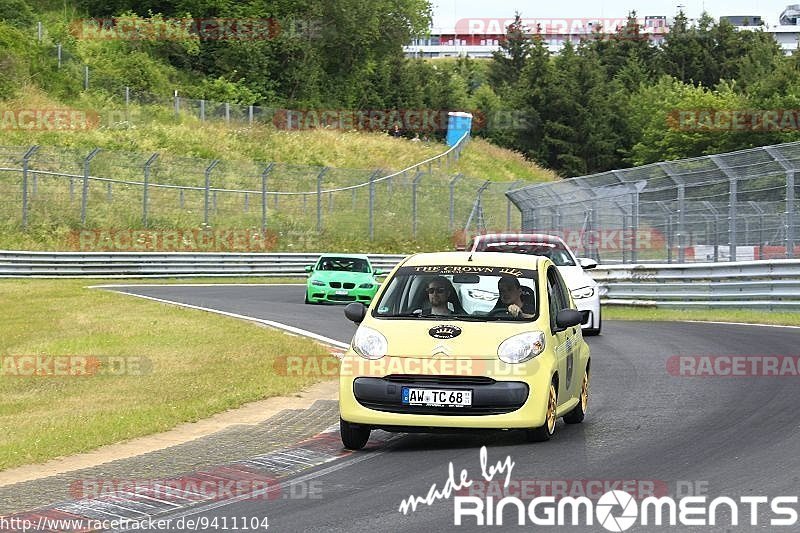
[[316, 257, 370, 273], [373, 265, 539, 321], [479, 241, 576, 267]]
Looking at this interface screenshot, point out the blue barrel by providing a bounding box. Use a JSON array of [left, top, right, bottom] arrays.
[[446, 112, 473, 146]]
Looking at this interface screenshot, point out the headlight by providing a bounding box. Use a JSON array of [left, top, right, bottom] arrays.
[[467, 289, 498, 301], [311, 280, 326, 286], [352, 326, 388, 360], [358, 283, 374, 289], [571, 286, 595, 299], [498, 332, 545, 364]]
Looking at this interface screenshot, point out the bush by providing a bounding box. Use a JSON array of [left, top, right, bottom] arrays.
[[0, 0, 34, 29]]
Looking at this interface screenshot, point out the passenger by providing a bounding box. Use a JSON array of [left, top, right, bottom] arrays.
[[497, 276, 535, 319]]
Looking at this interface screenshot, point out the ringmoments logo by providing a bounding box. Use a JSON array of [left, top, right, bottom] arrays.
[[453, 490, 800, 528], [397, 449, 799, 529]]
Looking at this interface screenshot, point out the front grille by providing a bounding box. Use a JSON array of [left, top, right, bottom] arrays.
[[384, 374, 496, 385], [353, 377, 528, 417], [343, 282, 355, 289], [329, 294, 356, 301], [329, 282, 341, 288], [357, 401, 519, 416]]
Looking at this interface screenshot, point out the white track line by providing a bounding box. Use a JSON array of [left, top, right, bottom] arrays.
[[682, 320, 800, 330], [98, 289, 350, 349]]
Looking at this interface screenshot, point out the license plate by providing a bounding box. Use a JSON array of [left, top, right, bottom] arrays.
[[401, 387, 472, 407], [335, 289, 348, 295]]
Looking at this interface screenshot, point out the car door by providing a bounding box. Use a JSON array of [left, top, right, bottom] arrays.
[[547, 266, 580, 404]]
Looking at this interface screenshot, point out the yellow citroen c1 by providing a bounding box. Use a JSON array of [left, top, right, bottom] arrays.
[[339, 251, 591, 449]]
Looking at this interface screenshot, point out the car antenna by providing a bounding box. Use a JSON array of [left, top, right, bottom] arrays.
[[467, 235, 479, 262]]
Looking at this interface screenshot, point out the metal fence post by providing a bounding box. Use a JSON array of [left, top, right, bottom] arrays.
[[631, 192, 640, 264], [244, 192, 249, 212], [249, 106, 254, 126], [448, 174, 462, 232], [261, 163, 273, 233], [142, 153, 158, 227], [787, 170, 796, 259], [412, 171, 423, 238], [107, 182, 112, 202], [200, 100, 205, 122], [57, 44, 62, 68], [369, 170, 377, 241], [729, 177, 738, 261], [21, 145, 39, 229], [224, 102, 230, 123], [316, 167, 328, 233], [204, 160, 220, 226], [677, 184, 686, 263], [174, 91, 180, 120], [80, 148, 101, 225], [506, 181, 522, 231]]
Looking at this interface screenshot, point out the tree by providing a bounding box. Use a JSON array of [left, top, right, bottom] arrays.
[[488, 12, 531, 91]]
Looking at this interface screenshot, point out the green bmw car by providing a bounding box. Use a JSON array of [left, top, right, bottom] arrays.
[[305, 254, 383, 304]]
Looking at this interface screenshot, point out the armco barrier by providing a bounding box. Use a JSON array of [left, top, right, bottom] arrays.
[[592, 259, 800, 309], [0, 252, 407, 278], [1, 252, 798, 309]]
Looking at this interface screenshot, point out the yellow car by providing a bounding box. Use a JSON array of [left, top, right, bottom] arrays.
[[339, 251, 591, 449]]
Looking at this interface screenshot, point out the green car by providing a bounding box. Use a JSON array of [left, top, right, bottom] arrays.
[[305, 254, 383, 304]]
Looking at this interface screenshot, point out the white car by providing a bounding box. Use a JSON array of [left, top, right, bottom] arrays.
[[469, 233, 602, 335]]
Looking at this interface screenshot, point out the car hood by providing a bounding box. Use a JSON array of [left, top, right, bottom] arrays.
[[555, 265, 597, 290]]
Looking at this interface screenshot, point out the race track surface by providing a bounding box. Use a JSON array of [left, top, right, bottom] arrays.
[[100, 285, 800, 532]]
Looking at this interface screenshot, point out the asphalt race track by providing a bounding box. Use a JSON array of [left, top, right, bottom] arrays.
[[108, 284, 800, 532]]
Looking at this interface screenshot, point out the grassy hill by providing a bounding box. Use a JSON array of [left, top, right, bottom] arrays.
[[0, 91, 555, 253], [0, 7, 556, 253]]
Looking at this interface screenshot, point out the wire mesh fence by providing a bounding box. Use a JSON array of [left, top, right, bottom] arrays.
[[0, 136, 524, 252], [508, 141, 800, 263]]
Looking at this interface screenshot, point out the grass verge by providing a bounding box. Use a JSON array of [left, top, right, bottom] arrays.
[[605, 306, 800, 327], [0, 279, 333, 471]]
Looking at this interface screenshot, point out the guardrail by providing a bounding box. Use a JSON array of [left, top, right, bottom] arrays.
[[592, 259, 800, 309], [0, 252, 407, 278], [2, 252, 798, 309]]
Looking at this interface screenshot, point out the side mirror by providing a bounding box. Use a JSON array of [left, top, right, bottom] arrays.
[[373, 269, 383, 276], [344, 302, 367, 324], [579, 310, 591, 325], [556, 309, 583, 330], [578, 258, 597, 270], [305, 265, 313, 273]]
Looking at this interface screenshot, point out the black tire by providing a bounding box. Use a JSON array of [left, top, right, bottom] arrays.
[[340, 418, 370, 450], [583, 314, 602, 336], [525, 381, 558, 442], [563, 369, 589, 424], [304, 292, 310, 304]]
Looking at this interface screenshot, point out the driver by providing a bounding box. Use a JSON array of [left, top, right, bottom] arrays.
[[426, 276, 453, 315], [497, 276, 535, 319]]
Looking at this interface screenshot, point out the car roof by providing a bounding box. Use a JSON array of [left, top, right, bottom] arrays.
[[317, 253, 370, 260], [401, 251, 548, 269], [473, 233, 568, 247]]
